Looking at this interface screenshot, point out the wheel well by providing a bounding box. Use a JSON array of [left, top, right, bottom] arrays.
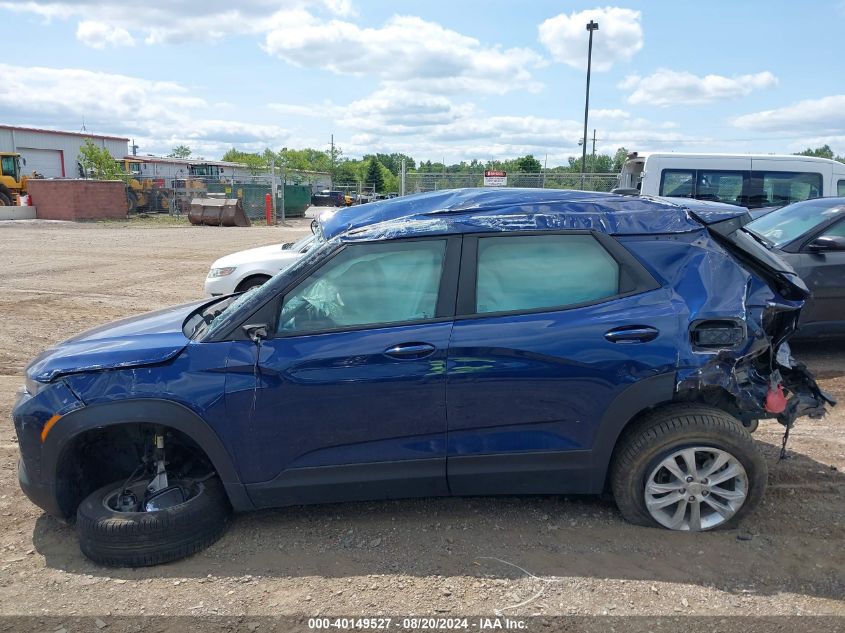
[[54, 423, 215, 518], [235, 274, 271, 292], [602, 386, 744, 491]]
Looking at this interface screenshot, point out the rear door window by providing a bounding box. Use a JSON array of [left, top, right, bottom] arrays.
[[474, 234, 619, 314]]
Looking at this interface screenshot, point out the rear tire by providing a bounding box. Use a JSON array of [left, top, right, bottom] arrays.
[[0, 191, 11, 206], [610, 404, 767, 531], [76, 476, 232, 567]]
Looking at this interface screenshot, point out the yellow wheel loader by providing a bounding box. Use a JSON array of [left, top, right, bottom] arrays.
[[0, 152, 26, 206]]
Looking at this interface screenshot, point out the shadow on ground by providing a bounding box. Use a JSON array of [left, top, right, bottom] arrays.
[[32, 438, 844, 600]]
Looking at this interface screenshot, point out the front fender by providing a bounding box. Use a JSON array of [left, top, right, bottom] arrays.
[[45, 398, 253, 512]]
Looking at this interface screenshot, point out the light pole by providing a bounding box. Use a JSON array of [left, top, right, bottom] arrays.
[[580, 19, 599, 190]]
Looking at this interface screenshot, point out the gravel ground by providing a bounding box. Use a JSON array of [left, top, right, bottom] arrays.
[[0, 218, 842, 629]]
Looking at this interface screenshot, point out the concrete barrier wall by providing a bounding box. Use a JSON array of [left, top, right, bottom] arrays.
[[27, 180, 127, 221]]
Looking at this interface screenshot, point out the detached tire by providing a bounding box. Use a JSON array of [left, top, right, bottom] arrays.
[[76, 477, 232, 567], [610, 404, 767, 531]]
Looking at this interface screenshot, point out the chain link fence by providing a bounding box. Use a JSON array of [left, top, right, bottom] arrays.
[[128, 168, 332, 221], [403, 172, 619, 194]]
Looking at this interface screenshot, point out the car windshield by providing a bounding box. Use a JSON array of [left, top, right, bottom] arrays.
[[746, 198, 845, 247], [184, 291, 261, 340]]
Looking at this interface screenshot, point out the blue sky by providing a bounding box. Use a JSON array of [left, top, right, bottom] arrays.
[[2, 0, 844, 165]]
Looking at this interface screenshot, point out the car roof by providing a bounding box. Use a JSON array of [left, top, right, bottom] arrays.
[[317, 188, 745, 241]]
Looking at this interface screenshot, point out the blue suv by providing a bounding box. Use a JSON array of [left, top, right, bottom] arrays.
[[13, 189, 833, 566]]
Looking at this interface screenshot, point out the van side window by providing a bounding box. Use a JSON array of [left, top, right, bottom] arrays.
[[838, 180, 845, 196], [697, 171, 745, 203], [758, 172, 822, 207], [659, 170, 694, 198]]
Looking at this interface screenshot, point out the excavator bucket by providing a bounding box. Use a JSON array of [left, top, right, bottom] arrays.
[[188, 196, 251, 227]]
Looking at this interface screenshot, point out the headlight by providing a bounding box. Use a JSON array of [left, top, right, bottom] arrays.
[[208, 266, 236, 278], [25, 376, 47, 396]]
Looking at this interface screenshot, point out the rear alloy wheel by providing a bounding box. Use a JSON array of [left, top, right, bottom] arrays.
[[611, 404, 767, 531], [76, 476, 231, 567], [644, 446, 748, 530]]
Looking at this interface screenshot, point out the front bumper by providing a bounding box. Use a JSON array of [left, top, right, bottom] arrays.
[[18, 457, 63, 518], [203, 274, 237, 297]]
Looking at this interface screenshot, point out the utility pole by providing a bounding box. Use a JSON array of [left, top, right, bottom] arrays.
[[581, 19, 599, 190]]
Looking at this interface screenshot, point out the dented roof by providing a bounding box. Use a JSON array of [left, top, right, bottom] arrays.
[[319, 188, 748, 240]]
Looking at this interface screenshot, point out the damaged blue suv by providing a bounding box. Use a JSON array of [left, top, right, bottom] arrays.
[[13, 188, 833, 567]]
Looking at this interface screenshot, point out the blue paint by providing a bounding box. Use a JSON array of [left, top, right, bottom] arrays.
[[11, 188, 831, 517]]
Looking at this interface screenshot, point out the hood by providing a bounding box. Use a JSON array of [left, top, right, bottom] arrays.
[[28, 299, 208, 382], [211, 243, 300, 269]]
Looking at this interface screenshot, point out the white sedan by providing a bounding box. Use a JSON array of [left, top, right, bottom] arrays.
[[204, 234, 318, 296]]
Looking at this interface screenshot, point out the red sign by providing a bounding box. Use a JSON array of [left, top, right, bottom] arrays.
[[484, 170, 506, 177]]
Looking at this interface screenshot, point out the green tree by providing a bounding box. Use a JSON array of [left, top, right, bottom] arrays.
[[515, 154, 543, 172], [78, 140, 125, 180], [374, 153, 416, 175], [168, 145, 192, 159], [364, 157, 386, 192], [796, 145, 835, 160], [222, 148, 269, 174], [612, 147, 629, 171]]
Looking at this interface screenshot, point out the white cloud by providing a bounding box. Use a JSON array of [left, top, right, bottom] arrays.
[[621, 69, 778, 106], [270, 84, 705, 164], [538, 7, 643, 72], [76, 20, 135, 48], [591, 108, 630, 120], [0, 63, 291, 156], [263, 12, 544, 95], [732, 95, 845, 133], [0, 0, 351, 46]]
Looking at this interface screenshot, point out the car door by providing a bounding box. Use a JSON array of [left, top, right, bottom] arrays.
[[784, 218, 845, 334], [446, 231, 680, 495], [223, 236, 461, 507]]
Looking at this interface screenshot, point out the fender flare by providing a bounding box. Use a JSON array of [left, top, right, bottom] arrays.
[[587, 372, 677, 490], [45, 398, 253, 511]]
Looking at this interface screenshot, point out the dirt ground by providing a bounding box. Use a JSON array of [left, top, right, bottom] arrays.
[[0, 219, 842, 628]]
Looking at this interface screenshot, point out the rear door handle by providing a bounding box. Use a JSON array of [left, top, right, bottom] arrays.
[[384, 342, 437, 359], [604, 326, 659, 343]]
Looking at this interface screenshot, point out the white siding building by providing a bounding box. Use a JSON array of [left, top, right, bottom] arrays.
[[0, 125, 129, 179]]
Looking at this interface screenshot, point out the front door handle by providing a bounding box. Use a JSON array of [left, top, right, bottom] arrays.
[[384, 342, 437, 359], [604, 326, 659, 343]]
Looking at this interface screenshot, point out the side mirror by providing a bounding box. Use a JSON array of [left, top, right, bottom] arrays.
[[242, 323, 268, 343], [807, 235, 845, 252]]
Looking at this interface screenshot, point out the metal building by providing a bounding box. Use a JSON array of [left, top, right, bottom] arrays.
[[0, 125, 129, 179]]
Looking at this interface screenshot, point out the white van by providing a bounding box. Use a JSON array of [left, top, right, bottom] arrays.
[[617, 152, 845, 209]]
